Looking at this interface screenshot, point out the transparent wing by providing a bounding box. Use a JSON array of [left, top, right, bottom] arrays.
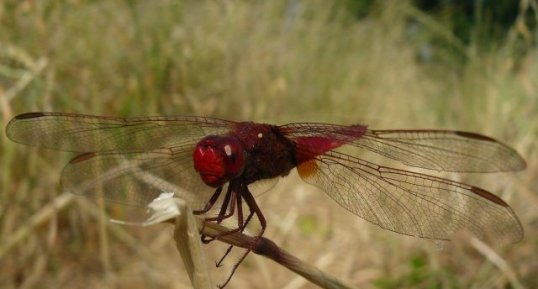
[[248, 177, 279, 197], [61, 145, 215, 211], [6, 112, 234, 152], [6, 112, 275, 218], [296, 150, 523, 243], [357, 129, 526, 172], [280, 123, 526, 172]]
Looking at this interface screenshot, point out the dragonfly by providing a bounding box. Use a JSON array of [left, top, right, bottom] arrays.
[[6, 112, 525, 287]]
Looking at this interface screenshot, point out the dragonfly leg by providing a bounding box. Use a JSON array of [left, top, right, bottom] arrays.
[[201, 186, 236, 243], [190, 184, 234, 243], [242, 184, 267, 232], [214, 194, 251, 267], [203, 187, 236, 223], [203, 186, 256, 245], [193, 186, 223, 215], [215, 202, 257, 267], [217, 184, 266, 288], [202, 193, 238, 244], [212, 182, 263, 245]]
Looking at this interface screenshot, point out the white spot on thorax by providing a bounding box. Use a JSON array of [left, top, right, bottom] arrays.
[[224, 144, 232, 156], [257, 133, 263, 138]]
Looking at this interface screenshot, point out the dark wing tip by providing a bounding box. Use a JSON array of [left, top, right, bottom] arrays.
[[456, 131, 527, 172], [467, 186, 524, 243], [6, 112, 46, 143], [455, 131, 496, 142], [14, 112, 47, 120], [470, 186, 509, 207], [69, 152, 97, 164]]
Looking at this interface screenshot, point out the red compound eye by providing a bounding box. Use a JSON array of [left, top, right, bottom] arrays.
[[193, 135, 245, 187]]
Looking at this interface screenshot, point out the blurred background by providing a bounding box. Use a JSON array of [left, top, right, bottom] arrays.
[[1, 0, 537, 288]]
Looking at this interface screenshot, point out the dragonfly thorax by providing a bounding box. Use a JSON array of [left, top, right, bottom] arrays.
[[193, 135, 246, 187]]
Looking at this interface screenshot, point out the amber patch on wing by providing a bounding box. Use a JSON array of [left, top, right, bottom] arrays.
[[297, 159, 319, 180]]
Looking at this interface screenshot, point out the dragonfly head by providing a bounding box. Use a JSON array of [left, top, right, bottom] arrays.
[[193, 135, 246, 187]]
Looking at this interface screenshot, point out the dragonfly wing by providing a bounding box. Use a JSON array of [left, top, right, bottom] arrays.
[[61, 145, 214, 211], [355, 129, 526, 172], [280, 123, 526, 172], [6, 112, 234, 152], [249, 177, 279, 197], [296, 150, 523, 243]]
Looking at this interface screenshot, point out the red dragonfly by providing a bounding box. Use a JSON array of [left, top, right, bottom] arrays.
[[6, 112, 525, 285]]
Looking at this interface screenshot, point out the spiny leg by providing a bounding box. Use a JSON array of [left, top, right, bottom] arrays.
[[203, 187, 236, 223], [214, 194, 244, 267], [203, 192, 237, 244], [242, 185, 266, 232], [217, 185, 267, 289], [193, 186, 223, 215], [193, 186, 227, 244], [212, 184, 262, 244], [203, 181, 253, 243], [215, 201, 257, 267], [216, 191, 261, 267], [202, 186, 237, 244], [215, 193, 252, 267]]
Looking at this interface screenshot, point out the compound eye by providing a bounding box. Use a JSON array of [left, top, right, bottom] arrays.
[[193, 137, 226, 187], [193, 135, 246, 187]]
